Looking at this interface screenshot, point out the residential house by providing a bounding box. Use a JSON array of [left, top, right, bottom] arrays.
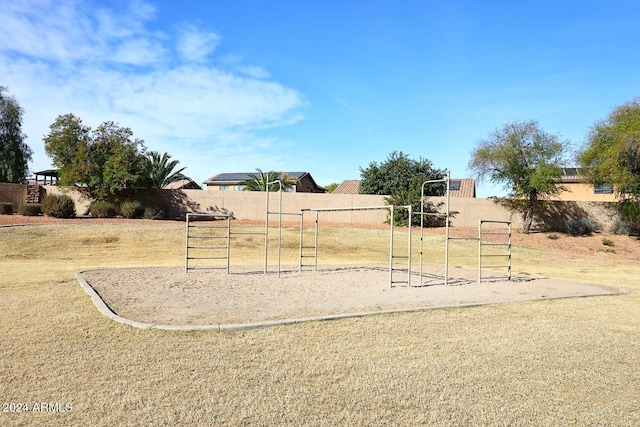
[[551, 168, 617, 202], [203, 172, 326, 193], [332, 178, 476, 198]]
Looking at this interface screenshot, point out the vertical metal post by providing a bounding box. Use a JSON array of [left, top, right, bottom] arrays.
[[478, 220, 482, 284], [298, 210, 304, 272], [264, 185, 269, 274], [184, 213, 190, 273], [419, 183, 425, 280], [507, 221, 512, 281], [444, 170, 451, 285], [389, 205, 394, 287], [314, 211, 319, 271], [407, 205, 412, 287], [226, 215, 231, 273], [277, 181, 283, 277]]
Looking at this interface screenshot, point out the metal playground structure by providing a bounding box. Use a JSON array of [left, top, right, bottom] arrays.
[[185, 174, 512, 286]]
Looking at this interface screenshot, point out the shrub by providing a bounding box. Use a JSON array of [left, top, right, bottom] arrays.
[[42, 194, 76, 218], [565, 218, 599, 236], [602, 238, 614, 247], [611, 219, 633, 236], [598, 247, 616, 254], [89, 201, 118, 218], [144, 205, 166, 220], [119, 200, 143, 219], [18, 203, 42, 216], [0, 202, 14, 215], [547, 233, 559, 240]]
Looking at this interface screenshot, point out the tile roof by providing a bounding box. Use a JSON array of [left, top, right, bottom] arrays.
[[331, 179, 476, 198], [204, 172, 308, 184], [332, 179, 362, 194], [162, 179, 202, 190]]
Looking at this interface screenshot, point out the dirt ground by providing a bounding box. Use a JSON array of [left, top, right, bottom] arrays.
[[78, 265, 620, 327]]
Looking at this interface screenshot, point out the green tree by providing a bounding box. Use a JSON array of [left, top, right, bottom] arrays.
[[143, 151, 187, 188], [241, 169, 298, 192], [359, 151, 446, 226], [325, 183, 339, 193], [44, 114, 146, 199], [579, 98, 640, 231], [0, 86, 32, 183], [469, 120, 566, 233]]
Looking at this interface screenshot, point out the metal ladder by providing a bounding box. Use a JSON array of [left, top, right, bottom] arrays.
[[185, 213, 231, 272]]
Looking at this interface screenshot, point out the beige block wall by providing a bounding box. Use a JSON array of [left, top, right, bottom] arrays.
[[39, 187, 620, 232], [0, 183, 26, 212]]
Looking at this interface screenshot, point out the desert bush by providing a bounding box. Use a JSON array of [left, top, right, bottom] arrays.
[[42, 194, 76, 218], [611, 219, 633, 236], [89, 201, 118, 218], [0, 202, 14, 214], [119, 200, 143, 219], [565, 218, 599, 236], [144, 205, 166, 220], [18, 203, 42, 216], [602, 238, 614, 247]]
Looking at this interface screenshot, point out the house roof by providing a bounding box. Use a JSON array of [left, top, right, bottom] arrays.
[[162, 179, 202, 190], [332, 179, 361, 194], [558, 167, 588, 183], [332, 178, 476, 198], [204, 171, 310, 184]]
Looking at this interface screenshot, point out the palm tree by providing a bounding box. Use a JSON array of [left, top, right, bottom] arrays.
[[144, 151, 187, 188], [241, 168, 298, 192]]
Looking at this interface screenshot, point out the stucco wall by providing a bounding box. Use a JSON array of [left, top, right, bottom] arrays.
[[37, 186, 621, 232], [0, 183, 26, 212]]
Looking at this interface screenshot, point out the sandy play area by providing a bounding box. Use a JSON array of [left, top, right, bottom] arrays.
[[77, 265, 622, 331]]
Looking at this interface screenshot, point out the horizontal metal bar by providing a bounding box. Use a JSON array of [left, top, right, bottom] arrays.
[[187, 246, 228, 250], [482, 265, 511, 268], [267, 212, 302, 216], [481, 232, 510, 235], [480, 220, 511, 224], [188, 225, 228, 229], [187, 235, 228, 239], [480, 242, 511, 246], [229, 231, 266, 236], [300, 205, 411, 213], [186, 266, 227, 271], [480, 254, 510, 257], [187, 256, 229, 260]]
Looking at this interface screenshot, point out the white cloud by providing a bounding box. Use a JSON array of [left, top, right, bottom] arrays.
[[0, 0, 305, 183], [176, 24, 221, 63]]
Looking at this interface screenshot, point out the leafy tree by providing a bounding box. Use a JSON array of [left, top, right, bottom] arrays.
[[44, 114, 146, 199], [359, 151, 446, 226], [241, 168, 298, 192], [579, 98, 640, 232], [325, 183, 338, 193], [0, 86, 32, 183], [468, 120, 566, 233], [143, 151, 187, 188]]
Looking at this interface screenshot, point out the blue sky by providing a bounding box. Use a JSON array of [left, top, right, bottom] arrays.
[[2, 0, 640, 197]]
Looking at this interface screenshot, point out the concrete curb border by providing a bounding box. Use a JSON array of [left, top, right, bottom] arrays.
[[76, 271, 627, 333]]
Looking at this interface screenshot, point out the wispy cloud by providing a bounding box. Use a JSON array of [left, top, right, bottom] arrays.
[[0, 0, 305, 181]]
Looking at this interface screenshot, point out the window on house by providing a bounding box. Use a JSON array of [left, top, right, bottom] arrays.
[[449, 180, 461, 191], [219, 185, 229, 191], [594, 183, 614, 194], [234, 185, 244, 191]]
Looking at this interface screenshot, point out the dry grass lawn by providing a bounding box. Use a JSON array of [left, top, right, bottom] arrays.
[[1, 218, 639, 426]]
